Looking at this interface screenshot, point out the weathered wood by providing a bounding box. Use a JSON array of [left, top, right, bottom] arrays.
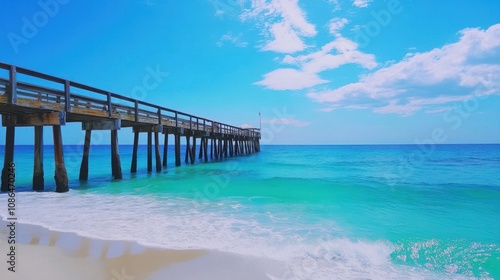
[[163, 133, 168, 167], [52, 125, 68, 193], [2, 112, 66, 127], [133, 124, 163, 133], [147, 132, 153, 172], [175, 134, 181, 167], [191, 136, 196, 164], [219, 138, 223, 159], [111, 130, 122, 179], [210, 138, 214, 159], [131, 132, 139, 173], [198, 138, 205, 160], [8, 65, 17, 104], [33, 126, 44, 191], [185, 135, 191, 164], [203, 138, 208, 162], [223, 139, 228, 158], [79, 130, 91, 180], [155, 132, 162, 172], [234, 139, 239, 156], [82, 119, 120, 131], [1, 126, 15, 192]]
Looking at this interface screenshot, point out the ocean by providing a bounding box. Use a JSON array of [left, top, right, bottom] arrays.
[[0, 144, 499, 279]]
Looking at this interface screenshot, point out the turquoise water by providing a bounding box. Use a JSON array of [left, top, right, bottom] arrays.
[[1, 144, 499, 279]]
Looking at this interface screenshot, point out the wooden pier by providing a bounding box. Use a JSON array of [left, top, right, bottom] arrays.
[[0, 62, 260, 192]]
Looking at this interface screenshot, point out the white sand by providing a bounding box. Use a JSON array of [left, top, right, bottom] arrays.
[[0, 220, 285, 280]]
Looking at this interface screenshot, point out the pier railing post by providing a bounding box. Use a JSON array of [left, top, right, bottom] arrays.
[[8, 65, 17, 105], [64, 80, 71, 112]]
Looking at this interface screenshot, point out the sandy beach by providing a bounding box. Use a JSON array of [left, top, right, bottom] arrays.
[[0, 220, 285, 280]]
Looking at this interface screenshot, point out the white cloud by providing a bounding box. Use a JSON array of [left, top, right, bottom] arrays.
[[216, 32, 248, 47], [242, 0, 317, 53], [353, 0, 371, 8], [328, 17, 349, 36], [262, 21, 306, 53], [256, 36, 377, 90], [308, 24, 500, 115], [254, 68, 328, 90]]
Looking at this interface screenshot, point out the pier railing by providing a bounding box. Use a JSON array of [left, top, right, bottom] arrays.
[[0, 62, 260, 138]]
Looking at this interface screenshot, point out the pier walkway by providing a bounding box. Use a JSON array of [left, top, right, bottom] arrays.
[[0, 62, 260, 192]]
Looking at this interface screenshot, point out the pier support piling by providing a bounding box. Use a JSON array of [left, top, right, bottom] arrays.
[[155, 132, 162, 172], [175, 134, 181, 167], [147, 132, 152, 172], [111, 130, 122, 179], [79, 130, 91, 181], [52, 125, 68, 193], [163, 133, 168, 167], [1, 126, 15, 192], [33, 126, 44, 191], [131, 132, 139, 173]]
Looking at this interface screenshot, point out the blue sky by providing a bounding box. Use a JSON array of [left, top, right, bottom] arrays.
[[1, 0, 500, 145]]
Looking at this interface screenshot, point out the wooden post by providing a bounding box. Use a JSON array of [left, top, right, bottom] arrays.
[[175, 134, 181, 167], [191, 136, 196, 164], [163, 133, 168, 167], [1, 126, 15, 192], [33, 126, 44, 191], [155, 132, 162, 172], [52, 125, 68, 193], [213, 138, 218, 160], [147, 132, 152, 172], [79, 130, 91, 181], [210, 138, 214, 159], [223, 139, 228, 158], [203, 138, 208, 162], [111, 130, 122, 179], [198, 138, 204, 160], [131, 132, 139, 173], [185, 135, 191, 163], [219, 138, 223, 159]]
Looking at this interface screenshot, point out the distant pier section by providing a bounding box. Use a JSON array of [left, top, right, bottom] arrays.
[[0, 62, 260, 192]]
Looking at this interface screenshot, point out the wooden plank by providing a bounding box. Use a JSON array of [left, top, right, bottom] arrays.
[[82, 119, 121, 131], [79, 130, 91, 181], [2, 112, 66, 127], [1, 126, 15, 192], [33, 126, 44, 191], [52, 125, 68, 193], [132, 124, 163, 133]]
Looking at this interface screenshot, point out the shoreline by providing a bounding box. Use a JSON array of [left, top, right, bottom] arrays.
[[0, 218, 285, 280]]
